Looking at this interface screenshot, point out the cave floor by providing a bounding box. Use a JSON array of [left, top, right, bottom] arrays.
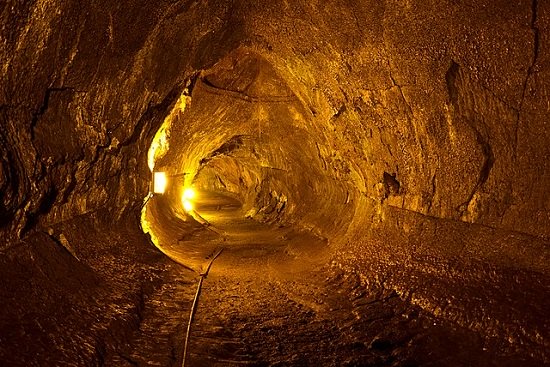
[[105, 265, 498, 366], [105, 192, 539, 366], [2, 194, 545, 366]]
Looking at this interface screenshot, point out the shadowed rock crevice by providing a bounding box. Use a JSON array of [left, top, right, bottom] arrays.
[[445, 60, 498, 222], [528, 0, 541, 78], [445, 60, 460, 104], [516, 0, 541, 151]]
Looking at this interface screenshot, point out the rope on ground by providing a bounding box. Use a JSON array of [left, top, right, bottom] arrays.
[[181, 247, 224, 367]]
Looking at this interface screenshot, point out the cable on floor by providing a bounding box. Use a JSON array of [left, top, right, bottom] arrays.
[[181, 247, 224, 367]]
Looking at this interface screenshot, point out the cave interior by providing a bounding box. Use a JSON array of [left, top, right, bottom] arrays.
[[1, 0, 549, 366]]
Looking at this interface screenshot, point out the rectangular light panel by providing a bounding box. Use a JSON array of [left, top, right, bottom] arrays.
[[153, 172, 167, 194]]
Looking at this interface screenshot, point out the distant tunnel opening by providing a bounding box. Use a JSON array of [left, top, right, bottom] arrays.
[[140, 49, 358, 274]]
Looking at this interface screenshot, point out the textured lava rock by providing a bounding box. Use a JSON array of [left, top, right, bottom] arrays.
[[2, 0, 549, 240], [1, 0, 549, 365]]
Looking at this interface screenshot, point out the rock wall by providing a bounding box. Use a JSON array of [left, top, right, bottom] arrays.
[[2, 0, 549, 244], [1, 1, 549, 363]]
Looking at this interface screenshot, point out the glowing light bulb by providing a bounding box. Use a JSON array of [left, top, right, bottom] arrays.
[[183, 200, 193, 212], [183, 188, 196, 200], [153, 172, 167, 194]]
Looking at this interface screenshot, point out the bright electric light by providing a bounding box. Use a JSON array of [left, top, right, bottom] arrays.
[[183, 188, 196, 200], [181, 188, 195, 212], [153, 172, 167, 194], [183, 200, 193, 212]]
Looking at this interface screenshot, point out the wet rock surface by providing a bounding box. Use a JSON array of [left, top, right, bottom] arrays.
[[0, 211, 171, 366], [136, 191, 547, 366], [186, 271, 500, 366], [1, 0, 550, 365], [0, 194, 547, 365], [105, 264, 196, 366], [102, 257, 541, 366]]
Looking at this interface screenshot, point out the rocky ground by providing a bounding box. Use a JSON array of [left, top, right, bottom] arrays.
[[110, 191, 544, 366], [0, 210, 172, 366], [103, 253, 538, 366], [1, 200, 546, 366]]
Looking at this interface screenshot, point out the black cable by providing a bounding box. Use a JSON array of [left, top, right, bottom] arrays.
[[182, 247, 224, 367]]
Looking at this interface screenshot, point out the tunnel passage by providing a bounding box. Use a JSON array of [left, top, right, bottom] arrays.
[[141, 49, 358, 273], [2, 0, 550, 365], [137, 49, 550, 366]]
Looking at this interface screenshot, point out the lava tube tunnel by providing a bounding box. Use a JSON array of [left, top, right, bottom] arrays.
[[141, 52, 356, 275], [1, 1, 549, 366]]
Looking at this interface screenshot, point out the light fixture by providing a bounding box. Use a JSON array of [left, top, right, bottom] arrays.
[[181, 187, 196, 212], [153, 172, 167, 194], [183, 188, 196, 200], [182, 200, 193, 212]]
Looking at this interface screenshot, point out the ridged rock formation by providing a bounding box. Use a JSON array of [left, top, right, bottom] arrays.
[[1, 0, 548, 365]]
